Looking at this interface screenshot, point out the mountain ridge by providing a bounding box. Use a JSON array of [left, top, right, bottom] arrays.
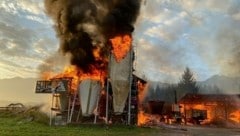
[[0, 77, 49, 106], [149, 75, 240, 94]]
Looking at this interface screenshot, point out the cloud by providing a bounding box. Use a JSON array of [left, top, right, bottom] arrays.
[[0, 0, 51, 25], [0, 58, 38, 79], [17, 0, 44, 15], [134, 0, 240, 82], [0, 0, 44, 15], [212, 19, 240, 76], [0, 0, 240, 83], [0, 23, 58, 77], [145, 11, 189, 42], [0, 22, 36, 56], [181, 0, 230, 12], [0, 0, 58, 79], [134, 38, 185, 82]]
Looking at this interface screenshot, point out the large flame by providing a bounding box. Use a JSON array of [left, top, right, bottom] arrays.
[[180, 104, 214, 124], [42, 65, 105, 92], [49, 66, 79, 92], [110, 34, 132, 62], [80, 65, 106, 85], [180, 103, 240, 125], [40, 44, 107, 92]]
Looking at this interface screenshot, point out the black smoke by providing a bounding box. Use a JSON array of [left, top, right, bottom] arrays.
[[44, 0, 141, 73]]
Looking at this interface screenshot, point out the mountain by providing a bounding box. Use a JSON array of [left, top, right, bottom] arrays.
[[146, 75, 240, 103], [0, 77, 50, 107], [149, 75, 240, 95], [198, 75, 240, 94]]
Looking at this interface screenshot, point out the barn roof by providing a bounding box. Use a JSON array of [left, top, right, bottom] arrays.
[[179, 93, 240, 106]]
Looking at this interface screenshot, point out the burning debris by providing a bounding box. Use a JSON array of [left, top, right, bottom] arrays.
[[179, 94, 240, 126]]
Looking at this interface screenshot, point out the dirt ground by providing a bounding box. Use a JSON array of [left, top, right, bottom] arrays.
[[147, 125, 240, 136]]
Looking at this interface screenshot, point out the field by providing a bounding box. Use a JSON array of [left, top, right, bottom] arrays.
[[0, 109, 239, 136], [0, 110, 159, 136]]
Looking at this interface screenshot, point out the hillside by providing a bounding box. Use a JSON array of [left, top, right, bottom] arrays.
[[198, 75, 240, 94], [0, 77, 50, 106]]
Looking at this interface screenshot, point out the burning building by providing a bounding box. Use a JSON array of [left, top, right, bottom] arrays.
[[35, 0, 144, 125], [179, 93, 240, 126]]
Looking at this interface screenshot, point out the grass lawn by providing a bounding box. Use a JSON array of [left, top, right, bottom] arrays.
[[1, 110, 239, 136], [0, 111, 158, 136]]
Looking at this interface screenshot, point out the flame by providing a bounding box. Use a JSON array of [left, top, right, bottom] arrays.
[[137, 81, 150, 126], [40, 45, 107, 94], [138, 111, 150, 126], [93, 46, 101, 61], [138, 81, 148, 103], [51, 65, 79, 92], [180, 103, 240, 125], [180, 104, 215, 124], [229, 110, 240, 123], [110, 34, 132, 62], [80, 66, 106, 85], [42, 65, 106, 92], [138, 111, 161, 126]]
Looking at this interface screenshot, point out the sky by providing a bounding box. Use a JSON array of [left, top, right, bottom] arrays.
[[0, 0, 240, 83]]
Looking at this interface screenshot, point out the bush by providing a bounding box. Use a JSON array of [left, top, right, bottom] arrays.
[[0, 104, 49, 125]]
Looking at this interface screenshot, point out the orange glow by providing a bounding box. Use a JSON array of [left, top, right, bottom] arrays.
[[180, 104, 215, 123], [180, 103, 240, 125], [93, 46, 102, 61], [137, 111, 161, 126], [229, 110, 240, 123], [138, 111, 150, 126], [41, 71, 55, 80], [51, 65, 79, 92], [110, 34, 132, 62], [137, 81, 149, 126], [80, 66, 106, 86], [138, 82, 148, 103], [42, 65, 106, 92]]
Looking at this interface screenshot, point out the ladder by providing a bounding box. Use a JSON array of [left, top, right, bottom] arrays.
[[49, 93, 61, 126], [68, 88, 101, 124], [67, 91, 79, 123]]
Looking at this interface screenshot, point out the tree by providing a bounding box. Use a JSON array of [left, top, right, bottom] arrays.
[[155, 84, 162, 99], [239, 83, 240, 93], [213, 85, 221, 94], [146, 85, 156, 101], [177, 67, 199, 100]]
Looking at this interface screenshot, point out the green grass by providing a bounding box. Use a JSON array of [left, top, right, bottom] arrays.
[[0, 111, 158, 136]]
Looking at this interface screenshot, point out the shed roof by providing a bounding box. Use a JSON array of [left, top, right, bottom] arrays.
[[179, 93, 240, 106]]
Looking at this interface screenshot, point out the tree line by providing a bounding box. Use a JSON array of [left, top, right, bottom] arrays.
[[145, 67, 206, 103]]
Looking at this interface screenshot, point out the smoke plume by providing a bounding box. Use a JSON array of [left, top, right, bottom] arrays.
[[44, 0, 141, 73], [38, 52, 70, 79]]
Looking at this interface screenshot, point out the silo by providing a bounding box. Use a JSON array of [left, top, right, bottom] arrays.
[[110, 51, 132, 113], [79, 79, 101, 116]]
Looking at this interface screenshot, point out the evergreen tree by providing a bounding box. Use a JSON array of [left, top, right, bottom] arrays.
[[239, 84, 240, 93], [177, 67, 199, 100], [146, 85, 156, 101], [155, 84, 162, 99], [213, 85, 221, 94]]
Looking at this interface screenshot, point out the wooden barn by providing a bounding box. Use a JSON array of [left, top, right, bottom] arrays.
[[179, 93, 240, 125]]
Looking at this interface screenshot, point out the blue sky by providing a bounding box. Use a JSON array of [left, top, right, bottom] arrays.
[[0, 0, 240, 83]]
